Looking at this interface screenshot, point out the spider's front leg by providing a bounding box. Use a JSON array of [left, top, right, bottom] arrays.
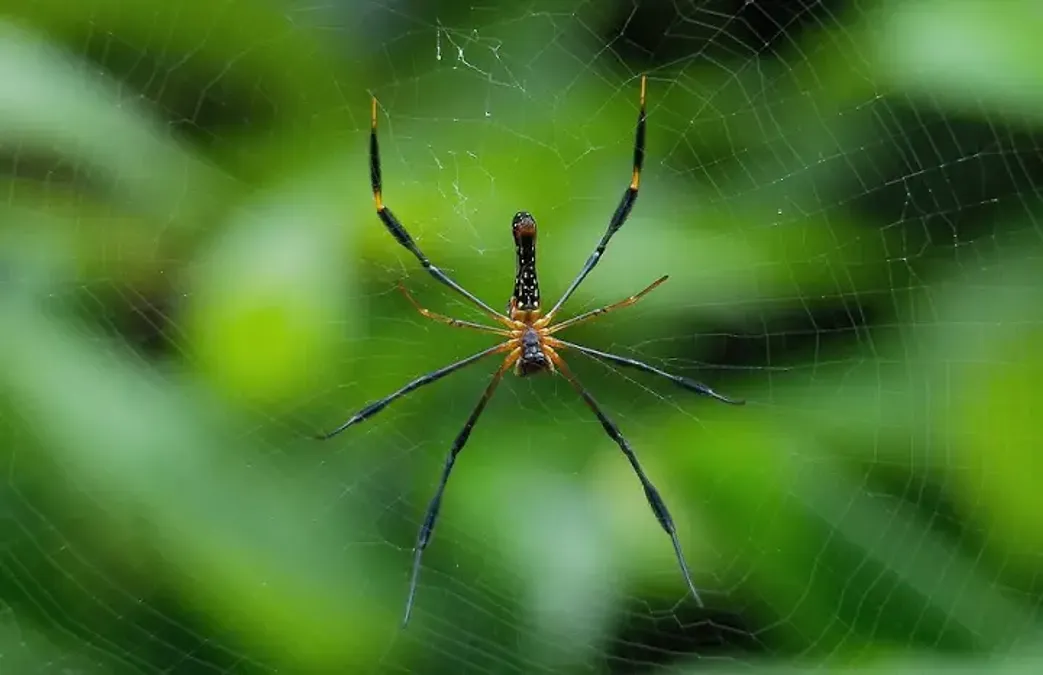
[[546, 337, 743, 405], [402, 347, 521, 625], [370, 96, 513, 328], [544, 75, 647, 322], [543, 346, 706, 607], [315, 342, 514, 440]]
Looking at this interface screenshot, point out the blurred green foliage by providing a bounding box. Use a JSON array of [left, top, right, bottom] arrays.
[[0, 0, 1041, 673]]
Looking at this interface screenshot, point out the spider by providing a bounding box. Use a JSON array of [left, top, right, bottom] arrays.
[[319, 76, 744, 626]]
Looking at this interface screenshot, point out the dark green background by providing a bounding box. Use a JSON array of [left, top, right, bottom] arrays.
[[1, 0, 1041, 672]]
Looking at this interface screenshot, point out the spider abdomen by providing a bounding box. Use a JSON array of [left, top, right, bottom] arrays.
[[511, 211, 540, 312]]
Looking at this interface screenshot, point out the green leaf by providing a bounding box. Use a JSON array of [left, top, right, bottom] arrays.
[[869, 0, 1043, 123], [0, 295, 395, 670], [185, 170, 357, 405], [675, 411, 1033, 656], [0, 20, 226, 229]]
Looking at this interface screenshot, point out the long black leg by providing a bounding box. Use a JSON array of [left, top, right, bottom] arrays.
[[550, 338, 744, 406], [402, 349, 520, 626], [545, 348, 705, 608], [545, 76, 647, 321], [315, 342, 511, 440], [370, 98, 510, 325]]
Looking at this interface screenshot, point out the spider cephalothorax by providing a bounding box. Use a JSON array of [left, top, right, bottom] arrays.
[[515, 326, 551, 376], [321, 76, 744, 626]]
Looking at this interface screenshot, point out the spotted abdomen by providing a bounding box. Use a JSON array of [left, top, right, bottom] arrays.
[[511, 211, 540, 312]]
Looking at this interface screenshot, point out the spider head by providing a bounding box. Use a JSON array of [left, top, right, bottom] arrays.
[[516, 326, 551, 376], [512, 211, 537, 240]]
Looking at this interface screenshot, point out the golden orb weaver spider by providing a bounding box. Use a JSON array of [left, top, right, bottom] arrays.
[[319, 76, 744, 626]]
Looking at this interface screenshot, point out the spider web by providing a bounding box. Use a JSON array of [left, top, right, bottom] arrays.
[[1, 0, 1042, 673]]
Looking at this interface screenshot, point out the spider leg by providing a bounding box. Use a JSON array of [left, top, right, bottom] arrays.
[[547, 338, 744, 405], [544, 347, 704, 607], [315, 342, 513, 440], [370, 97, 512, 327], [543, 275, 667, 333], [403, 347, 521, 626], [544, 76, 647, 322], [398, 282, 512, 336]]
